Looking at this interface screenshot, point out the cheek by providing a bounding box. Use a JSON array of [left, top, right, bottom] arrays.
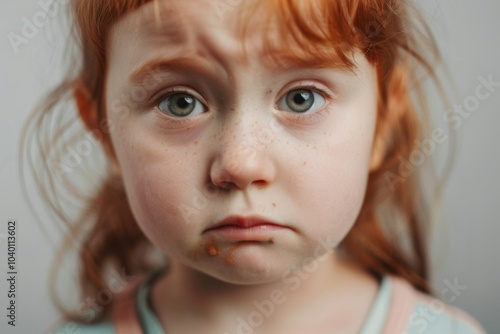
[[129, 167, 183, 232], [289, 117, 376, 243], [299, 155, 368, 238], [111, 130, 201, 252]]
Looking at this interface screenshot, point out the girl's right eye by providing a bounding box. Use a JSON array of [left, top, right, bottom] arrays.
[[158, 93, 206, 118]]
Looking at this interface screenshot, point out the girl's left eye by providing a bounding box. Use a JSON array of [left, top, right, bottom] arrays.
[[158, 93, 205, 118], [277, 89, 326, 114]]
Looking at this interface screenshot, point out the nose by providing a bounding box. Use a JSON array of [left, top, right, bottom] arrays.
[[209, 117, 276, 190]]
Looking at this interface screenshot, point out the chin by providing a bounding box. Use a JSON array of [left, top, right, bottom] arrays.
[[207, 268, 283, 286], [192, 251, 292, 286]]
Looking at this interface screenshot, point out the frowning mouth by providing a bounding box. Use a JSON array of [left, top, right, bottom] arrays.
[[204, 215, 290, 241]]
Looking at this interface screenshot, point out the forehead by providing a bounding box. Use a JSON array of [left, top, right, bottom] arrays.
[[108, 0, 356, 71], [110, 0, 264, 63]]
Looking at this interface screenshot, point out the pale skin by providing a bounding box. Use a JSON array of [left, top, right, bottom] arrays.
[[78, 0, 384, 333]]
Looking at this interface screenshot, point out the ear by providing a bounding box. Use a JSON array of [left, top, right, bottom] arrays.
[[369, 129, 385, 172], [73, 81, 121, 173], [73, 81, 99, 131]]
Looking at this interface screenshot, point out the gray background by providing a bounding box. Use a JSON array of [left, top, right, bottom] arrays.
[[0, 0, 498, 333]]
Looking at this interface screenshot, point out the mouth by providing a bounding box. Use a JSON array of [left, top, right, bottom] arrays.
[[204, 215, 290, 241]]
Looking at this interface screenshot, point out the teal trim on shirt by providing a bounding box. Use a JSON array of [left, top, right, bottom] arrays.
[[359, 276, 392, 334], [406, 301, 482, 334], [54, 273, 483, 334], [136, 269, 166, 333]]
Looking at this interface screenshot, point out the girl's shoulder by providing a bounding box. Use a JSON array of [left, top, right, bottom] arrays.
[[385, 276, 486, 334], [51, 270, 163, 334]]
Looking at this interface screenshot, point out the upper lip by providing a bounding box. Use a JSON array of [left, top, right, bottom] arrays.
[[205, 215, 286, 231]]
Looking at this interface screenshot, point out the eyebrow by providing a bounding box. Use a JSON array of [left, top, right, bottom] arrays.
[[261, 49, 356, 73], [128, 56, 221, 85], [128, 48, 360, 88]]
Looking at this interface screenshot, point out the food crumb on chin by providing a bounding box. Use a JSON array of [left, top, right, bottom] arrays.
[[208, 245, 220, 256], [206, 235, 221, 256]]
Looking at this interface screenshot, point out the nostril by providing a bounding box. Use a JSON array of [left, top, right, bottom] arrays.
[[252, 180, 267, 188], [211, 179, 233, 190], [219, 181, 232, 189], [211, 169, 237, 190], [210, 152, 275, 190]]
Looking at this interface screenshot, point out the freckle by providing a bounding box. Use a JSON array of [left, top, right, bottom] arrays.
[[191, 243, 203, 260], [267, 89, 273, 94], [303, 161, 307, 166], [195, 140, 199, 145], [272, 202, 276, 207]]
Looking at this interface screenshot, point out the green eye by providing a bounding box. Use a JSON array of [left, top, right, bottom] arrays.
[[278, 89, 326, 114], [158, 93, 204, 117]]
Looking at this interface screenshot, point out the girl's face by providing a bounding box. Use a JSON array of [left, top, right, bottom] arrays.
[[105, 0, 378, 284]]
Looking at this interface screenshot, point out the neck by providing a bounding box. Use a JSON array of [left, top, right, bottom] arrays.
[[151, 253, 379, 333]]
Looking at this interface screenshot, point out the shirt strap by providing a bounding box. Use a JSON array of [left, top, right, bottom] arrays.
[[112, 276, 145, 334], [381, 276, 416, 333]]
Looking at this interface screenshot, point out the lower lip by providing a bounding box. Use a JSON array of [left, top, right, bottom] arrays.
[[205, 224, 287, 241]]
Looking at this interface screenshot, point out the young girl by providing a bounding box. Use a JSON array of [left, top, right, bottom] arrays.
[[25, 0, 486, 333]]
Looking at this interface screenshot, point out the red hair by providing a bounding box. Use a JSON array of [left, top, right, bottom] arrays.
[[22, 0, 445, 323]]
